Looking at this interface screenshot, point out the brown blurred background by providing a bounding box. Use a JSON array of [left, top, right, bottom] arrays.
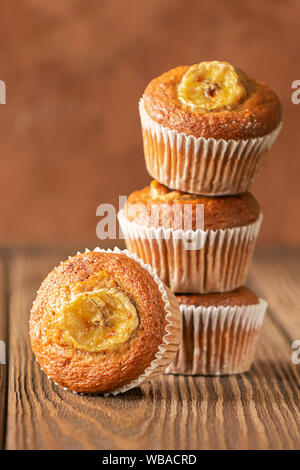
[[0, 0, 299, 247]]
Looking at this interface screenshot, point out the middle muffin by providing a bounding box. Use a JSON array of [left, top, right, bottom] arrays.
[[119, 180, 262, 293]]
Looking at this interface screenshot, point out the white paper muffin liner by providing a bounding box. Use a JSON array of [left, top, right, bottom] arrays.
[[139, 97, 282, 195], [165, 298, 267, 375], [37, 247, 181, 396], [118, 211, 262, 293]]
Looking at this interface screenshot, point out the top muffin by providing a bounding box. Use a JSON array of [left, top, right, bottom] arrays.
[[143, 61, 282, 140]]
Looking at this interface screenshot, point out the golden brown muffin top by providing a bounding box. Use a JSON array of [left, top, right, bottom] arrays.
[[123, 180, 260, 230], [177, 286, 259, 308], [29, 251, 172, 394], [143, 62, 282, 140]]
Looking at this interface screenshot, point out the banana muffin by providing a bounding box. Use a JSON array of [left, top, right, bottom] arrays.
[[165, 287, 267, 376], [140, 60, 282, 195], [119, 180, 262, 293], [29, 248, 181, 394]]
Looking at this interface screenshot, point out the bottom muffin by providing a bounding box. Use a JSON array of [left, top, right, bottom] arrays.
[[165, 286, 267, 376]]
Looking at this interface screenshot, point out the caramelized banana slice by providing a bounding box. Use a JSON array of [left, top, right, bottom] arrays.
[[57, 287, 138, 352], [178, 61, 246, 112]]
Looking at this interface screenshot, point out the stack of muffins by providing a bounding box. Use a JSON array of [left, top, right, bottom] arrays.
[[119, 61, 282, 375]]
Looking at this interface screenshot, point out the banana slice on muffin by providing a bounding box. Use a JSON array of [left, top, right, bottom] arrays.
[[29, 248, 181, 394], [56, 271, 139, 353], [177, 61, 247, 112]]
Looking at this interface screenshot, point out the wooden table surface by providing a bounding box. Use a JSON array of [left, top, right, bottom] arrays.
[[0, 247, 300, 450]]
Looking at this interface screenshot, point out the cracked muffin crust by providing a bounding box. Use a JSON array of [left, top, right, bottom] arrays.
[[123, 180, 261, 230], [29, 250, 181, 394]]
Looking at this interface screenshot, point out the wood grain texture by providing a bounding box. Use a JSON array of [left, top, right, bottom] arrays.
[[4, 249, 300, 450], [0, 260, 7, 450]]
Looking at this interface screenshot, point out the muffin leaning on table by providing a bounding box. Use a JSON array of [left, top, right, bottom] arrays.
[[29, 248, 181, 394]]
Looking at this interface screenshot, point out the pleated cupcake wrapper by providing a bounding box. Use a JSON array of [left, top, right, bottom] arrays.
[[165, 298, 267, 375], [38, 247, 181, 396], [118, 211, 262, 293], [139, 97, 282, 195]]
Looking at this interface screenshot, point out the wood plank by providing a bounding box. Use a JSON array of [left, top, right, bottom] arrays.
[[5, 250, 300, 450], [0, 259, 7, 450], [249, 250, 300, 342]]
